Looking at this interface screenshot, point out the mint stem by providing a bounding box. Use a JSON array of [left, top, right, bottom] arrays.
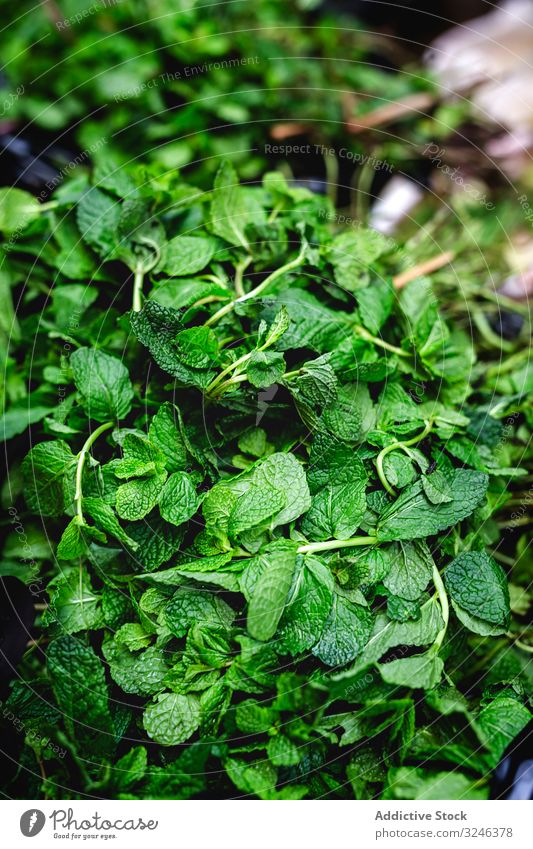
[[234, 255, 253, 298], [375, 419, 433, 495], [297, 536, 377, 554], [355, 325, 410, 358], [132, 262, 145, 312], [74, 421, 114, 521], [205, 242, 307, 327], [432, 563, 449, 651]]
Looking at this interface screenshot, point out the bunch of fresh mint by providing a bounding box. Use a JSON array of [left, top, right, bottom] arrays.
[[0, 162, 531, 800]]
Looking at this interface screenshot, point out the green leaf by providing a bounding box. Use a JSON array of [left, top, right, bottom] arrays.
[[444, 551, 510, 631], [380, 652, 444, 689], [228, 482, 285, 537], [355, 278, 394, 334], [22, 440, 76, 517], [382, 541, 433, 602], [0, 187, 41, 233], [475, 697, 531, 766], [77, 187, 121, 256], [103, 640, 168, 696], [148, 403, 189, 472], [0, 404, 53, 441], [330, 229, 389, 292], [56, 515, 106, 559], [333, 598, 444, 681], [210, 160, 265, 249], [377, 470, 488, 541], [422, 471, 453, 504], [126, 515, 185, 570], [261, 306, 291, 347], [130, 301, 215, 386], [71, 347, 134, 422], [143, 692, 201, 746], [165, 588, 234, 638], [387, 767, 488, 800], [116, 471, 167, 520], [312, 595, 373, 667], [115, 623, 152, 651], [159, 235, 216, 276], [113, 746, 148, 791], [247, 351, 285, 388], [267, 734, 300, 766], [45, 568, 102, 633], [252, 453, 311, 528], [47, 636, 112, 749], [247, 541, 298, 641], [83, 496, 139, 549], [277, 557, 333, 654], [158, 471, 200, 526], [174, 326, 219, 369]]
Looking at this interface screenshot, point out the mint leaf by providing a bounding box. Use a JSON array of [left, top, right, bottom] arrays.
[[377, 470, 488, 541], [380, 652, 444, 690], [247, 541, 298, 641], [312, 594, 373, 667], [158, 472, 200, 526], [210, 161, 265, 249], [143, 692, 201, 746], [159, 235, 216, 276], [22, 440, 76, 517], [71, 348, 134, 423], [0, 187, 41, 233], [48, 636, 112, 751], [247, 351, 285, 388], [444, 551, 510, 631]]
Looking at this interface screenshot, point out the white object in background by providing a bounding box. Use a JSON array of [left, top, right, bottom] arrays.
[[425, 0, 533, 94], [369, 175, 424, 235]]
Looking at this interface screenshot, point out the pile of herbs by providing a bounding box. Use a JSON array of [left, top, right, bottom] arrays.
[[0, 161, 532, 800]]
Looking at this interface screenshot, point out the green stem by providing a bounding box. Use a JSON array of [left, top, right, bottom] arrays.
[[355, 325, 410, 358], [375, 419, 433, 495], [209, 373, 248, 398], [205, 350, 253, 395], [55, 731, 93, 788], [432, 563, 449, 651], [323, 149, 339, 207], [38, 200, 60, 212], [473, 311, 515, 352], [132, 262, 145, 312], [510, 636, 533, 654], [74, 422, 113, 521], [205, 242, 307, 328], [234, 255, 253, 298], [297, 536, 377, 555], [486, 347, 531, 379]]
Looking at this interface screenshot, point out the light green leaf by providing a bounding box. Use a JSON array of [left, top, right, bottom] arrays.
[[143, 692, 201, 746], [71, 347, 134, 422]]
